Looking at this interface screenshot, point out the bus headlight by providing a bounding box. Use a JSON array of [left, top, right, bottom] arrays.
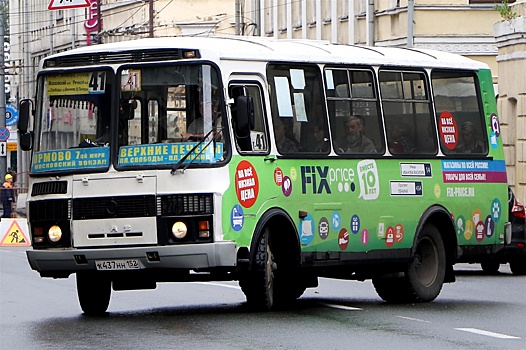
[[48, 225, 62, 243], [172, 221, 187, 239]]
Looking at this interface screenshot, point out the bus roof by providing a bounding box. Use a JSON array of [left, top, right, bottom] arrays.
[[44, 36, 488, 71]]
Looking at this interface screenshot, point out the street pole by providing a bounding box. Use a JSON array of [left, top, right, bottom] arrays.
[[0, 16, 7, 179], [149, 0, 154, 38], [235, 0, 241, 35]]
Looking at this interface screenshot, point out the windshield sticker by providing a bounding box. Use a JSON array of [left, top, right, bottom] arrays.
[[47, 72, 106, 96], [32, 147, 109, 173], [121, 69, 141, 92], [438, 111, 458, 150], [441, 159, 507, 183], [118, 142, 223, 166]]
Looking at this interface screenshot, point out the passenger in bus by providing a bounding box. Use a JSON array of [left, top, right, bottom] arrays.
[[388, 120, 415, 154], [274, 118, 298, 153], [337, 115, 376, 153], [184, 99, 219, 141], [456, 121, 483, 153], [309, 123, 329, 152]]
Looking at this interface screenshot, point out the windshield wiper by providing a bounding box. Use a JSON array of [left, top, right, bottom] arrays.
[[170, 127, 220, 175]]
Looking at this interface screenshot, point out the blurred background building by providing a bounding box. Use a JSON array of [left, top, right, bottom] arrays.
[[4, 0, 526, 201]]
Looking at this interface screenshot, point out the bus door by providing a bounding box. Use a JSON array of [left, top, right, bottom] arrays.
[[227, 77, 279, 237]]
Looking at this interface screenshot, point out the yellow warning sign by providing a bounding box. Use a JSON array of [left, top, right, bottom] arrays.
[[1, 219, 31, 246]]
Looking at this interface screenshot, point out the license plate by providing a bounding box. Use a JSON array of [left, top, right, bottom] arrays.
[[95, 259, 142, 271]]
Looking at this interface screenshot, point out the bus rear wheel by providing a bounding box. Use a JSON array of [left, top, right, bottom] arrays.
[[76, 272, 111, 316], [373, 224, 446, 303]]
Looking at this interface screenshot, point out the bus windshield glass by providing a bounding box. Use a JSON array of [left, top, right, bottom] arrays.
[[31, 64, 227, 174], [31, 70, 114, 174], [117, 64, 226, 168]]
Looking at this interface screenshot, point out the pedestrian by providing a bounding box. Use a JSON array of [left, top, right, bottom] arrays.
[[7, 167, 16, 184], [2, 174, 15, 218]]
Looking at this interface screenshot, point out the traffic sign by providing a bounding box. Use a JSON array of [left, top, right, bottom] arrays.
[[48, 0, 90, 10], [1, 219, 30, 246], [7, 142, 17, 152], [5, 104, 19, 127], [0, 127, 10, 142], [0, 142, 6, 156]]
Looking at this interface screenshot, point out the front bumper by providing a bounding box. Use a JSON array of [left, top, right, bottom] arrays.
[[26, 242, 237, 277]]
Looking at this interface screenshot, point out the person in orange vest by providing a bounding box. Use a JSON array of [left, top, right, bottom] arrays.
[[1, 174, 15, 218]]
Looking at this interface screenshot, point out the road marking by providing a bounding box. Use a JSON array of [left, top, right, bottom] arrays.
[[320, 302, 362, 311], [193, 282, 241, 290], [455, 328, 521, 339], [396, 316, 431, 323]]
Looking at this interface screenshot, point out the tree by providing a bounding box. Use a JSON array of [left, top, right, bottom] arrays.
[[495, 0, 518, 21]]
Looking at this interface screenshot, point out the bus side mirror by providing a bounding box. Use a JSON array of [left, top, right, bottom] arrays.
[[18, 99, 33, 134], [235, 95, 254, 138], [20, 131, 33, 151]]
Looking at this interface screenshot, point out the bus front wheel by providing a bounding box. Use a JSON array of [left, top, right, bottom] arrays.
[[76, 272, 111, 316], [373, 224, 446, 303], [240, 228, 276, 310]]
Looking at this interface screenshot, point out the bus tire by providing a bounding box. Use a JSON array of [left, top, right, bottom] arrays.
[[240, 223, 304, 310], [241, 227, 276, 310], [373, 224, 446, 303], [76, 272, 111, 316]]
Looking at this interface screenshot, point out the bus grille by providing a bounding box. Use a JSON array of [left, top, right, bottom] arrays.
[[32, 181, 67, 196], [159, 194, 213, 216], [45, 49, 200, 68], [29, 199, 71, 221], [72, 195, 156, 220]]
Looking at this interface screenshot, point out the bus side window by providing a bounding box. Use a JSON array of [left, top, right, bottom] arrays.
[[432, 70, 488, 155], [326, 68, 383, 154], [267, 64, 326, 154], [229, 83, 269, 154], [380, 70, 435, 155]]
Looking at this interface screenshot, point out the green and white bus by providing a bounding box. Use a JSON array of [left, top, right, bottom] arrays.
[[19, 36, 510, 315]]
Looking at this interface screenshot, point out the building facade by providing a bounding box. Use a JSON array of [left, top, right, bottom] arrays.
[[7, 0, 526, 200], [494, 2, 526, 203]]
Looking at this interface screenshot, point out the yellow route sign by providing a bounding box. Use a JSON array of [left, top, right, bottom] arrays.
[[1, 219, 30, 246]]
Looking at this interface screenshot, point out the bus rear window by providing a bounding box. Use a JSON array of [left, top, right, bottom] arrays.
[[432, 71, 488, 155]]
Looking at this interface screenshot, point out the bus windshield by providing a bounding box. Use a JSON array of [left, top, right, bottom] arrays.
[[116, 64, 226, 169], [32, 70, 113, 173], [31, 64, 227, 174]]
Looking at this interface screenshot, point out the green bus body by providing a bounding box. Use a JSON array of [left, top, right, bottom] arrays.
[[19, 37, 508, 314]]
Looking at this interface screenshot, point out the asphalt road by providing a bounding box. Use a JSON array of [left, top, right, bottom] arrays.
[[1, 246, 525, 350]]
